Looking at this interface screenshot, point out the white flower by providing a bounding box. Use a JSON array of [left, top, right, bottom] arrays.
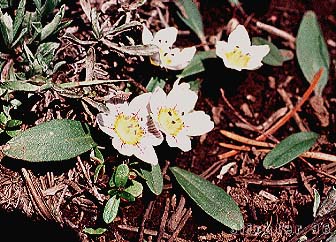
[[149, 81, 214, 152], [215, 24, 270, 71], [97, 93, 163, 165], [142, 24, 196, 70]]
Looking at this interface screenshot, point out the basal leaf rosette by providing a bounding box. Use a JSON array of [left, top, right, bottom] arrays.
[[149, 81, 214, 151], [142, 25, 196, 70], [216, 25, 270, 71], [97, 93, 163, 165]]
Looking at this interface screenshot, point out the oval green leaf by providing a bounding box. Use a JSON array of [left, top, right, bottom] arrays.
[[296, 11, 330, 96], [124, 180, 143, 198], [114, 164, 129, 188], [3, 119, 97, 162], [263, 132, 319, 169], [252, 37, 283, 66], [170, 166, 244, 230], [103, 195, 120, 224], [83, 227, 107, 235], [141, 164, 163, 195]]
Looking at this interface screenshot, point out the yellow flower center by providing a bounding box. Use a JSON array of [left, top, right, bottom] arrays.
[[157, 107, 184, 136], [224, 47, 250, 68], [113, 114, 144, 145]]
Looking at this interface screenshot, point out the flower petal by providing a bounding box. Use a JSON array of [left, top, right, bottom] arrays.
[[133, 144, 158, 165], [215, 40, 230, 59], [96, 113, 117, 138], [150, 87, 167, 116], [161, 47, 196, 70], [142, 24, 154, 45], [249, 45, 270, 61], [166, 81, 198, 113], [166, 133, 192, 152], [129, 92, 151, 114], [112, 138, 135, 156], [152, 27, 178, 50], [183, 111, 214, 136], [228, 25, 251, 50]]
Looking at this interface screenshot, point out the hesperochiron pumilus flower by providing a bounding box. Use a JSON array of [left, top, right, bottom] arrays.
[[142, 24, 196, 70], [97, 93, 163, 165], [149, 80, 214, 152], [216, 24, 270, 71]]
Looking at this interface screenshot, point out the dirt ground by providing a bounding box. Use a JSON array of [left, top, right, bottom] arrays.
[[0, 0, 336, 241]]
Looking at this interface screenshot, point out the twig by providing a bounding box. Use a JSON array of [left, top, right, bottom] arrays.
[[138, 200, 155, 242], [220, 130, 275, 148], [299, 157, 336, 181], [219, 142, 251, 151], [168, 208, 192, 242], [157, 197, 170, 242], [277, 87, 308, 132], [257, 68, 323, 141], [255, 21, 296, 44]]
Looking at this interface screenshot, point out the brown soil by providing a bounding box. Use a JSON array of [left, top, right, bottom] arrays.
[[1, 0, 336, 242]]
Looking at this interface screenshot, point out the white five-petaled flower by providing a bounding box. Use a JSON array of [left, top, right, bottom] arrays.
[[142, 24, 196, 70], [97, 93, 163, 165], [215, 24, 270, 71], [149, 81, 214, 152]]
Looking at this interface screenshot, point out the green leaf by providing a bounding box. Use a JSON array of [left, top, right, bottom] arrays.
[[252, 37, 283, 66], [296, 11, 330, 96], [3, 119, 97, 162], [145, 77, 166, 92], [313, 188, 320, 217], [41, 0, 61, 17], [91, 8, 101, 39], [83, 227, 107, 235], [263, 132, 319, 169], [0, 81, 40, 92], [279, 49, 294, 62], [114, 164, 129, 188], [13, 0, 26, 37], [175, 0, 205, 42], [0, 112, 8, 124], [103, 195, 120, 224], [108, 44, 159, 56], [0, 0, 8, 8], [40, 4, 64, 41], [178, 50, 216, 78], [6, 119, 22, 128], [188, 79, 201, 92], [170, 167, 244, 230], [0, 10, 14, 47], [94, 164, 105, 183], [124, 180, 143, 198], [141, 164, 163, 195], [119, 191, 135, 202], [36, 42, 60, 66]]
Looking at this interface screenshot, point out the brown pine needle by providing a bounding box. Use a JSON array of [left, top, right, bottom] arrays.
[[257, 68, 324, 141], [220, 130, 275, 148], [219, 142, 251, 151]]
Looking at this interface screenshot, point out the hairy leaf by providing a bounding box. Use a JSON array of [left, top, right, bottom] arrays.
[[103, 195, 120, 224], [252, 37, 283, 66], [3, 119, 97, 162], [296, 11, 330, 96], [40, 4, 64, 41], [175, 0, 205, 42], [145, 77, 166, 92], [83, 227, 107, 235], [141, 164, 163, 195], [114, 164, 129, 188], [170, 166, 244, 230], [263, 132, 319, 169], [178, 50, 216, 78]]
